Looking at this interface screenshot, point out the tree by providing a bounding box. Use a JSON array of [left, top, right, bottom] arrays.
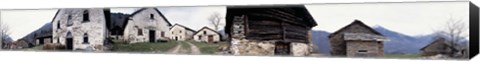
[[208, 12, 224, 31], [436, 16, 467, 57], [1, 20, 11, 49]]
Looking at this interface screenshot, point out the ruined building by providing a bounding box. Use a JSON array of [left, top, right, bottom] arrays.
[[225, 5, 317, 56], [52, 8, 110, 51], [329, 20, 386, 57]]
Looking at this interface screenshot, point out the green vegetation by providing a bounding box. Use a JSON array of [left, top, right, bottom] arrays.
[[179, 41, 191, 52], [112, 41, 178, 52], [384, 54, 423, 58], [24, 45, 44, 51], [187, 41, 226, 54]]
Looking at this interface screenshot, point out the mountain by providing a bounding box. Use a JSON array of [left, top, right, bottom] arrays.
[[19, 22, 52, 47], [372, 25, 468, 54], [311, 30, 331, 55]]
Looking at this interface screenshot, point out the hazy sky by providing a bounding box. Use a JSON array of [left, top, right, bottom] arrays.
[[0, 2, 470, 40]]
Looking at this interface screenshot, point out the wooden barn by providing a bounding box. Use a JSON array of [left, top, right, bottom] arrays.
[[328, 20, 386, 57], [225, 5, 317, 56], [193, 26, 221, 43], [169, 24, 196, 41], [420, 37, 456, 56]]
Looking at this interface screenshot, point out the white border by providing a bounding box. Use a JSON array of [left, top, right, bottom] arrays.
[[0, 0, 478, 61]]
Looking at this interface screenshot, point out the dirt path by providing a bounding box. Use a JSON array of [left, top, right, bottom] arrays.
[[186, 42, 201, 54], [167, 42, 182, 53]]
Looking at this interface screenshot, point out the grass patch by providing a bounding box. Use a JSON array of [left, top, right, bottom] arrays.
[[179, 41, 191, 53], [187, 41, 226, 54], [112, 41, 178, 52], [24, 45, 44, 51], [384, 54, 423, 58]]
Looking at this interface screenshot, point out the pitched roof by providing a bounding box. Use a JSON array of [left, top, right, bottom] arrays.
[[50, 9, 61, 23], [420, 37, 460, 50], [129, 8, 172, 26], [224, 5, 317, 34], [194, 26, 221, 36], [328, 19, 383, 38], [170, 24, 196, 32]]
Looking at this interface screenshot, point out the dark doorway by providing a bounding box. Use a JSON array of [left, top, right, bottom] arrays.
[[39, 39, 45, 45], [175, 37, 178, 41], [66, 38, 73, 50], [66, 32, 73, 50], [149, 30, 155, 43], [274, 42, 291, 55]]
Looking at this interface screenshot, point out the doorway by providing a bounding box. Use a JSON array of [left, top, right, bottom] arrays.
[[149, 30, 155, 43], [208, 35, 214, 43], [274, 42, 291, 55]]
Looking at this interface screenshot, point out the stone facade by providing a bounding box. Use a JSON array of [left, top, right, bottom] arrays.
[[329, 20, 385, 57], [123, 8, 172, 43], [193, 27, 221, 43], [52, 8, 109, 51], [225, 6, 317, 56], [169, 24, 195, 41]]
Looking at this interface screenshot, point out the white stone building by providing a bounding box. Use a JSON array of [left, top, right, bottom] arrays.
[[193, 27, 221, 43], [52, 8, 110, 51], [123, 8, 172, 43], [169, 24, 196, 41]]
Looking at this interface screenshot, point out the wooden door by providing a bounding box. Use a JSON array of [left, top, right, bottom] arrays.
[[208, 35, 214, 43]]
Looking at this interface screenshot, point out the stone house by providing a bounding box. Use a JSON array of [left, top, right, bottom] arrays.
[[420, 37, 457, 56], [52, 8, 110, 51], [225, 5, 317, 56], [328, 20, 386, 57], [169, 24, 196, 41], [193, 27, 221, 43], [123, 8, 172, 43]]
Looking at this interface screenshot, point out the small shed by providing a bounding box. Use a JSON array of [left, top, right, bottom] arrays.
[[328, 20, 386, 57], [193, 27, 221, 43], [420, 37, 456, 56]]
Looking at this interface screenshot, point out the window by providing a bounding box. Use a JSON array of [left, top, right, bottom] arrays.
[[82, 10, 89, 22], [57, 21, 61, 29], [179, 30, 182, 33], [67, 15, 73, 26], [161, 31, 165, 37], [358, 50, 368, 53], [150, 14, 154, 19], [198, 36, 202, 40], [83, 33, 89, 44], [203, 31, 207, 35], [138, 29, 143, 36]]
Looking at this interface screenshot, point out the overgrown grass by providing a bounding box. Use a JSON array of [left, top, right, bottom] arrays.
[[24, 45, 44, 51], [187, 41, 226, 54], [384, 54, 423, 58], [111, 41, 178, 52]]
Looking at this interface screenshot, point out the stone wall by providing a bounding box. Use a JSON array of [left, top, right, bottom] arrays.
[[230, 38, 275, 56], [346, 41, 383, 57], [52, 8, 108, 51], [193, 28, 221, 42], [169, 25, 195, 41], [230, 38, 312, 56], [123, 8, 171, 43]]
